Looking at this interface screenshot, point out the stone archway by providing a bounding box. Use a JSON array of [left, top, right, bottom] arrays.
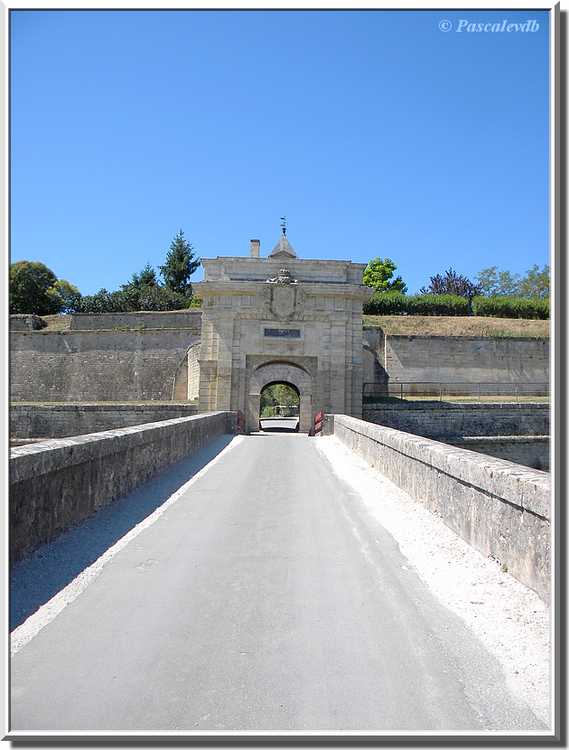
[[247, 362, 313, 434]]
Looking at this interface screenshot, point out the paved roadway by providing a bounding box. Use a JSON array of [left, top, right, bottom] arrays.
[[11, 434, 543, 732], [259, 416, 299, 431]]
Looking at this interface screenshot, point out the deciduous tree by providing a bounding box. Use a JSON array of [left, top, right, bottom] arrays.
[[363, 257, 407, 294]]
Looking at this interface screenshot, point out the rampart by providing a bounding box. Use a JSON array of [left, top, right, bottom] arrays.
[[67, 310, 202, 330], [10, 328, 200, 402], [10, 403, 199, 440], [362, 330, 549, 389], [362, 402, 550, 470], [447, 435, 549, 471], [329, 415, 551, 601], [363, 402, 549, 438], [10, 412, 235, 561]]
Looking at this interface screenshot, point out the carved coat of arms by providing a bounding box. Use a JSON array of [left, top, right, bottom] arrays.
[[271, 286, 296, 319], [266, 267, 302, 321]]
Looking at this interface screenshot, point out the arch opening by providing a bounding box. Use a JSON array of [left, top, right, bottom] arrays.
[[259, 381, 300, 432], [247, 361, 313, 434]]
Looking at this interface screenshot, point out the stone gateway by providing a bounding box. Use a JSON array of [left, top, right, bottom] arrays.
[[193, 230, 371, 433]]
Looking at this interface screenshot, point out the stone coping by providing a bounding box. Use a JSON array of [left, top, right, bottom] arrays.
[[333, 415, 551, 520], [10, 413, 228, 481]]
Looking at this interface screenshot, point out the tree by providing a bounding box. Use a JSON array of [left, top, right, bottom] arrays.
[[518, 264, 549, 300], [477, 266, 521, 297], [477, 264, 549, 299], [420, 268, 481, 301], [363, 257, 407, 294], [160, 230, 200, 297], [47, 279, 82, 313], [125, 264, 158, 290], [10, 261, 63, 315]]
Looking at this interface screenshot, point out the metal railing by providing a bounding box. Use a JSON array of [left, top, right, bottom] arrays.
[[363, 381, 550, 403]]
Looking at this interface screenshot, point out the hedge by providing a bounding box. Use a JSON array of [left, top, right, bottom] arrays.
[[363, 292, 468, 316], [472, 296, 549, 319]]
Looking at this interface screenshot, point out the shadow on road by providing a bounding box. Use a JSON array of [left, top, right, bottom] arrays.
[[10, 434, 236, 631], [259, 427, 300, 433]]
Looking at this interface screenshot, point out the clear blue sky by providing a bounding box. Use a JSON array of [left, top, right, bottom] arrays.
[[10, 9, 550, 295]]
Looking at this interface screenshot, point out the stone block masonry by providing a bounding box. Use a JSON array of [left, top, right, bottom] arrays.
[[362, 331, 549, 389], [330, 415, 551, 601], [10, 403, 199, 440], [10, 412, 235, 561], [363, 402, 549, 439], [363, 402, 550, 470], [10, 328, 201, 402], [448, 436, 549, 471], [67, 310, 202, 331]]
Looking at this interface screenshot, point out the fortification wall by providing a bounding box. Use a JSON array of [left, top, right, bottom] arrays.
[[9, 316, 550, 404], [328, 415, 551, 601], [362, 402, 549, 470], [447, 435, 549, 471], [363, 402, 549, 438], [10, 412, 235, 560], [10, 403, 199, 440], [10, 329, 200, 402], [362, 331, 549, 388], [67, 310, 202, 331]]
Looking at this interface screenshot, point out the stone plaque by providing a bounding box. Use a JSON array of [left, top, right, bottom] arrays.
[[264, 328, 301, 338]]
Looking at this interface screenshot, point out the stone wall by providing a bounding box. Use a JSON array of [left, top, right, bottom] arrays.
[[447, 436, 549, 471], [10, 329, 200, 402], [10, 412, 235, 561], [329, 415, 551, 601], [363, 402, 549, 438], [362, 402, 550, 470], [362, 331, 549, 391], [9, 314, 46, 331], [10, 403, 199, 440], [187, 344, 201, 401], [67, 310, 202, 331]]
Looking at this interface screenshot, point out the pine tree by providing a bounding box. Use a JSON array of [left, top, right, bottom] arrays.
[[160, 230, 200, 297]]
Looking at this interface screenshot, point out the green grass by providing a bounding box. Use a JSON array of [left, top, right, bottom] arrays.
[[362, 315, 549, 338]]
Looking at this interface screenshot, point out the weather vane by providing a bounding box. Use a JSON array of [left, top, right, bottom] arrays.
[[280, 216, 287, 236]]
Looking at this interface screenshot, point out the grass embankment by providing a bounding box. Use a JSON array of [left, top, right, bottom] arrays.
[[362, 315, 549, 338], [41, 313, 549, 338]]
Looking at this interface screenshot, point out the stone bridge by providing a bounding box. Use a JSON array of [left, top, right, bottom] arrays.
[[9, 412, 551, 734]]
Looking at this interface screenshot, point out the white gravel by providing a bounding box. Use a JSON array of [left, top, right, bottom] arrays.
[[316, 435, 551, 728]]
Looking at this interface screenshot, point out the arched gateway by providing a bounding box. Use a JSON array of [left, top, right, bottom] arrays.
[[248, 362, 312, 433], [192, 227, 371, 433]]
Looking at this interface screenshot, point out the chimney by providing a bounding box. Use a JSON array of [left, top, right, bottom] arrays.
[[250, 239, 260, 258]]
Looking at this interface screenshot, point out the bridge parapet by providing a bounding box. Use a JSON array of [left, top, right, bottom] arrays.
[[330, 415, 551, 602], [10, 411, 236, 562]]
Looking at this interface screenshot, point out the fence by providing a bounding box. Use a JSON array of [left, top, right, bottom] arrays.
[[363, 381, 550, 403]]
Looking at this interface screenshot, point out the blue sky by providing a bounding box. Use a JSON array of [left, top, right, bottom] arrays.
[[10, 9, 550, 295]]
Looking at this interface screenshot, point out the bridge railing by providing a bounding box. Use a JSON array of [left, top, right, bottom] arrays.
[[363, 381, 550, 403]]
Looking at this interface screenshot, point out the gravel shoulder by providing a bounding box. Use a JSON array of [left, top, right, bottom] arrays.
[[316, 436, 552, 727]]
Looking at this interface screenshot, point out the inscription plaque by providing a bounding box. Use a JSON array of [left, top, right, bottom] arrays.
[[264, 328, 301, 339]]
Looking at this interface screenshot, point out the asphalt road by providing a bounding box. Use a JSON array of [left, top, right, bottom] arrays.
[[11, 434, 544, 732], [259, 416, 299, 431]]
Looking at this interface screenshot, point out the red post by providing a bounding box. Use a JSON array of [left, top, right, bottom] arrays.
[[314, 410, 325, 436]]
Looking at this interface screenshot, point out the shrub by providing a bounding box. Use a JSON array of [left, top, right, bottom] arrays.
[[364, 292, 469, 316], [472, 296, 549, 320], [363, 291, 408, 315], [406, 294, 469, 316]]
